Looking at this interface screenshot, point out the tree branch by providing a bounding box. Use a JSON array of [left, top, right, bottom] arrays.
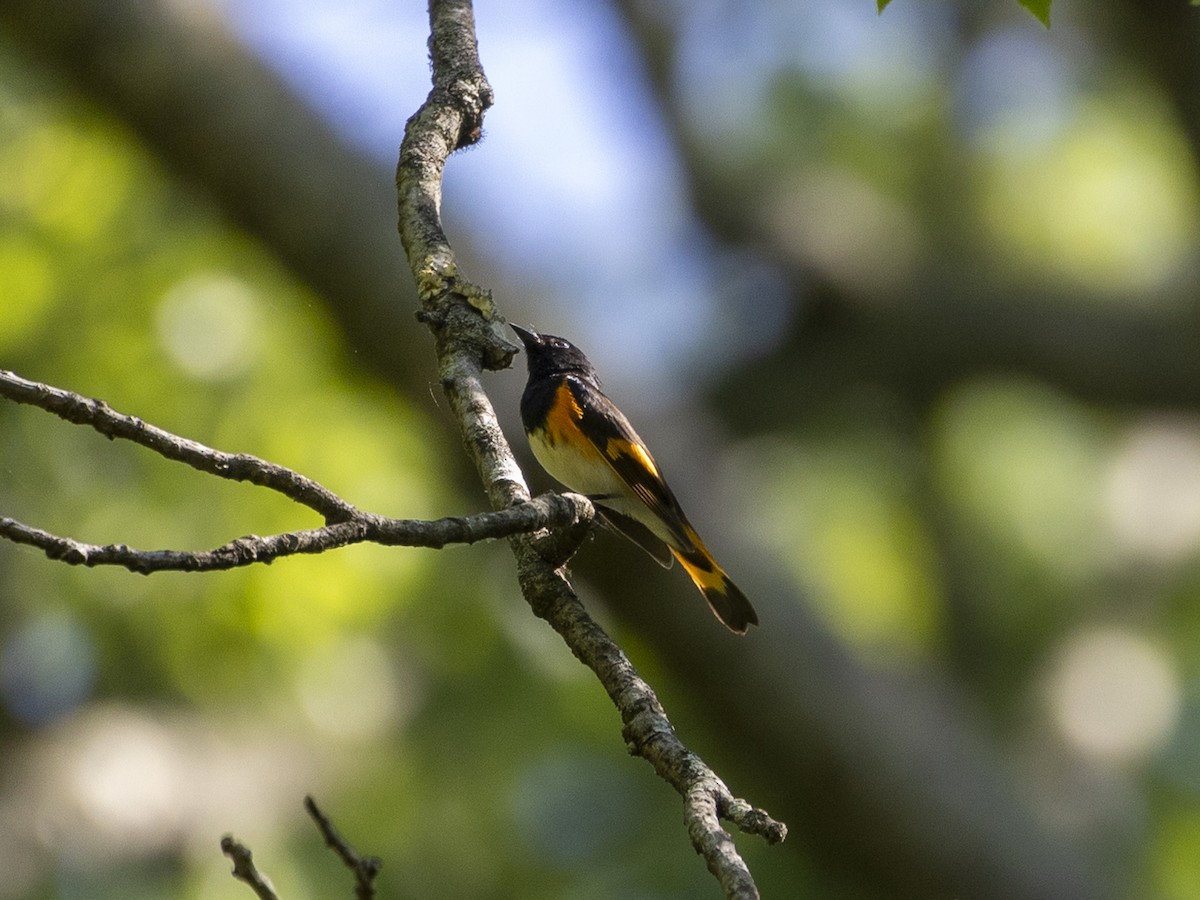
[[304, 796, 383, 900], [0, 493, 590, 573], [396, 2, 784, 896], [221, 835, 280, 900], [0, 2, 786, 892], [222, 799, 382, 900], [0, 369, 354, 523], [0, 369, 593, 572]]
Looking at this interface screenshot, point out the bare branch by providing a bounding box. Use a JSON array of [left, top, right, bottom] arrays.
[[0, 1, 785, 891], [305, 796, 382, 900], [515, 553, 787, 895], [396, 2, 784, 896], [0, 370, 354, 523], [0, 492, 591, 573], [0, 368, 594, 571], [221, 835, 280, 900]]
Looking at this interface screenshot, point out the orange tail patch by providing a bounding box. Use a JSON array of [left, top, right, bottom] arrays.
[[672, 543, 758, 634]]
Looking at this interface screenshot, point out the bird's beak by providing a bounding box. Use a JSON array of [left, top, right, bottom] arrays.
[[509, 323, 540, 350]]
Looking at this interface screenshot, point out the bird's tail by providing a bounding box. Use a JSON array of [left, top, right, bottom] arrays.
[[671, 531, 758, 634]]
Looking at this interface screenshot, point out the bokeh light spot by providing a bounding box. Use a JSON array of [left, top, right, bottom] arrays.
[[0, 118, 134, 243], [295, 636, 416, 739], [934, 379, 1107, 579], [156, 273, 262, 380], [1047, 626, 1180, 764], [737, 436, 941, 657], [976, 94, 1200, 295], [1106, 419, 1200, 564], [70, 711, 182, 848]]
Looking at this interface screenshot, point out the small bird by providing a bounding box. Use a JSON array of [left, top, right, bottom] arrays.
[[510, 324, 758, 634]]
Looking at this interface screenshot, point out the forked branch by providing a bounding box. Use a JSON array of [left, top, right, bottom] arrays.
[[223, 797, 380, 899], [0, 369, 592, 572], [396, 1, 785, 896], [0, 1, 785, 894]]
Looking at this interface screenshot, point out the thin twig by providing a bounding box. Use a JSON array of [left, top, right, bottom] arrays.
[[0, 3, 787, 893], [396, 2, 785, 897], [304, 796, 382, 900], [0, 494, 590, 573], [0, 371, 594, 572], [221, 835, 280, 900], [0, 369, 354, 522]]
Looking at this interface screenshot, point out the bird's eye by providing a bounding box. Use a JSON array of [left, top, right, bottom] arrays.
[[551, 339, 567, 349]]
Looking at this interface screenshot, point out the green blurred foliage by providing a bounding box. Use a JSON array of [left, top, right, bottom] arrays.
[[676, 1, 1200, 892], [1019, 0, 1053, 27], [0, 40, 758, 900], [737, 426, 943, 661], [880, 0, 1051, 27], [4, 1, 1200, 897], [970, 90, 1200, 297]]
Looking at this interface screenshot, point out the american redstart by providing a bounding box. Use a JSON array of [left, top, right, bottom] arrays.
[[511, 324, 758, 634]]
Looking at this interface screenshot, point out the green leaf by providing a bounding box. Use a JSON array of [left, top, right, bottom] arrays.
[[1019, 0, 1052, 26], [878, 0, 1050, 21]]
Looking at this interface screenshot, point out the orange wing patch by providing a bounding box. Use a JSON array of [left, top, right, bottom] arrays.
[[604, 437, 660, 480]]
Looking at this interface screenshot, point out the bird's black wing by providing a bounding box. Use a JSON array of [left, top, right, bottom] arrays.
[[565, 376, 695, 555]]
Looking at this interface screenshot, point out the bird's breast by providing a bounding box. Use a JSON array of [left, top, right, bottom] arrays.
[[526, 383, 625, 498]]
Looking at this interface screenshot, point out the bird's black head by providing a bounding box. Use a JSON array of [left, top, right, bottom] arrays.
[[510, 325, 601, 384]]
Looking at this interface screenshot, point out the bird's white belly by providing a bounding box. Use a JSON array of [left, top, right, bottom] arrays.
[[528, 429, 625, 497], [527, 429, 678, 547]]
